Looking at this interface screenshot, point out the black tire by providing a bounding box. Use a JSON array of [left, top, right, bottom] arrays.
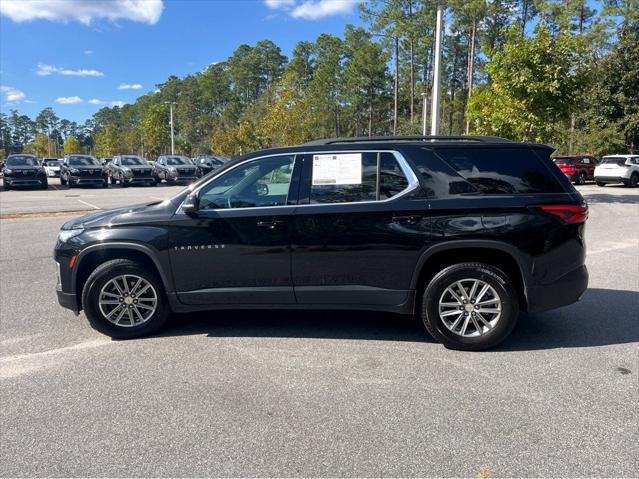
[[60, 176, 67, 186], [577, 171, 587, 185], [3, 182, 10, 191], [629, 173, 638, 188], [596, 181, 605, 187], [81, 259, 170, 339], [102, 179, 108, 188], [40, 181, 48, 190], [421, 262, 519, 351]]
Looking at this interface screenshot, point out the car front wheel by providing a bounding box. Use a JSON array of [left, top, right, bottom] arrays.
[[421, 262, 519, 351], [81, 259, 170, 339], [629, 173, 638, 188]]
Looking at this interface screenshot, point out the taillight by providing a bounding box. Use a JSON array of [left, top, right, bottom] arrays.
[[538, 204, 588, 224]]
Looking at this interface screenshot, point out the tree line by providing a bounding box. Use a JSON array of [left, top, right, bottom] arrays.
[[1, 0, 637, 160]]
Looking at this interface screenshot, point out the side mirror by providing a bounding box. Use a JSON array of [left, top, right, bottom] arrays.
[[256, 182, 269, 196], [182, 192, 199, 216]]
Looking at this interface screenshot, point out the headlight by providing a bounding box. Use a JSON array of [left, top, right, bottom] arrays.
[[70, 168, 80, 174], [169, 167, 177, 173], [4, 168, 12, 174], [58, 228, 84, 242]]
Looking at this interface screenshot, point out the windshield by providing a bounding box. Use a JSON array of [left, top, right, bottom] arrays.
[[601, 157, 628, 166], [44, 160, 60, 166], [121, 156, 145, 166], [6, 156, 40, 167], [68, 156, 100, 166], [166, 156, 192, 166]]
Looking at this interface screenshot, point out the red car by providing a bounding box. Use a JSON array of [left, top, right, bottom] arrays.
[[553, 155, 599, 185]]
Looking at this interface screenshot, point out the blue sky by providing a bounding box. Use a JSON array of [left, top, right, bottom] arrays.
[[0, 0, 362, 123]]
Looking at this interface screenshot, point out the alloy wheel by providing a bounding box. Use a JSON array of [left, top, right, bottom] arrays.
[[98, 274, 158, 327]]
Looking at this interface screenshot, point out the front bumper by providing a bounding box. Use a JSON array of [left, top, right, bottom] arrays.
[[4, 177, 47, 186], [47, 170, 60, 177], [526, 264, 588, 313], [123, 176, 155, 184], [70, 175, 107, 185]]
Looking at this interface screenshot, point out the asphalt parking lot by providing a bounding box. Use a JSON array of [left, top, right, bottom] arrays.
[[1, 181, 637, 477]]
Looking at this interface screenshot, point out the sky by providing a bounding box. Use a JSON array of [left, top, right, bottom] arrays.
[[0, 0, 363, 123]]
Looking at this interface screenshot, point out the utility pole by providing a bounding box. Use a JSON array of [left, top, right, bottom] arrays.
[[164, 101, 176, 155], [421, 92, 428, 136], [394, 36, 399, 135], [430, 4, 443, 136]]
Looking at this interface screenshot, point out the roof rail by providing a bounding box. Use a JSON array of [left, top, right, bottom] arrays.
[[303, 135, 513, 146]]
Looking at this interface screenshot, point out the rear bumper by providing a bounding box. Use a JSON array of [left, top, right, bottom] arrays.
[[526, 264, 588, 313], [594, 176, 629, 184]]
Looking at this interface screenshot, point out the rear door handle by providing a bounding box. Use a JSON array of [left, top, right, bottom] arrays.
[[257, 220, 286, 230], [392, 215, 422, 224]]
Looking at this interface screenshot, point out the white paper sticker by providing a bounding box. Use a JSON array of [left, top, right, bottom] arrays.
[[312, 153, 362, 186]]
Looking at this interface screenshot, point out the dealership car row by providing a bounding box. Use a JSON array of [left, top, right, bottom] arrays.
[[1, 153, 229, 190], [1, 151, 638, 190]]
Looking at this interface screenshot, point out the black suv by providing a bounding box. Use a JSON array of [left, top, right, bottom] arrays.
[[152, 155, 198, 184], [108, 154, 155, 187], [54, 136, 588, 350], [2, 154, 48, 190], [60, 154, 107, 188], [195, 154, 227, 178]]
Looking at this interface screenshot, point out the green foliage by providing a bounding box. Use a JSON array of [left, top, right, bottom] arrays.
[[62, 136, 83, 155], [23, 133, 49, 157], [467, 24, 588, 143]]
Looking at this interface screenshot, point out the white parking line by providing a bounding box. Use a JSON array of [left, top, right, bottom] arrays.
[[77, 199, 100, 210], [588, 242, 637, 255]]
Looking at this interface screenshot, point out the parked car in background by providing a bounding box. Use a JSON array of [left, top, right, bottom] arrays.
[[2, 154, 48, 190], [195, 154, 227, 178], [54, 135, 589, 351], [553, 155, 598, 185], [152, 155, 198, 184], [43, 158, 62, 177], [108, 155, 155, 187], [594, 155, 639, 187], [60, 154, 108, 188]]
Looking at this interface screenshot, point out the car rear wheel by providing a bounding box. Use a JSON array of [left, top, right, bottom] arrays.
[[82, 259, 170, 339], [596, 181, 605, 187], [421, 262, 519, 351], [577, 171, 587, 185], [629, 173, 638, 188]]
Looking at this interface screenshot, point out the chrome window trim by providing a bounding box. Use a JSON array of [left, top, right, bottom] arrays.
[[178, 149, 420, 213]]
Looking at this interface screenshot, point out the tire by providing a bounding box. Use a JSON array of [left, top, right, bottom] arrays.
[[102, 180, 108, 188], [421, 262, 519, 351], [629, 173, 638, 188], [577, 171, 587, 185], [3, 182, 10, 191], [40, 181, 48, 190], [596, 181, 605, 187], [82, 259, 170, 339], [60, 176, 67, 186]]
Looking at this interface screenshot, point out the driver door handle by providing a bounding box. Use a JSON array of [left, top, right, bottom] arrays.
[[257, 220, 286, 230]]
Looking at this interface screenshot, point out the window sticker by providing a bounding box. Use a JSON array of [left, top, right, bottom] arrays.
[[312, 153, 362, 185]]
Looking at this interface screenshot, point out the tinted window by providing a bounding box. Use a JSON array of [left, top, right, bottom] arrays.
[[435, 147, 564, 194], [121, 156, 145, 166], [310, 152, 377, 204], [166, 156, 191, 166], [44, 160, 60, 166], [199, 155, 295, 210], [553, 158, 574, 165], [601, 157, 628, 166], [7, 156, 39, 167], [379, 154, 409, 200]]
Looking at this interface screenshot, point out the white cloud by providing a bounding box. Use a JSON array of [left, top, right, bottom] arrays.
[[56, 96, 84, 105], [88, 98, 106, 105], [84, 49, 93, 55], [0, 85, 27, 103], [263, 0, 360, 19], [291, 0, 360, 19], [0, 0, 164, 25], [111, 100, 126, 107], [265, 0, 295, 8], [117, 83, 143, 90], [36, 62, 104, 77]]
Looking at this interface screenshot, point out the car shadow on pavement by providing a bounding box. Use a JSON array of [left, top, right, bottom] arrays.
[[499, 288, 639, 351], [163, 309, 433, 343], [158, 288, 638, 350], [582, 193, 639, 205]]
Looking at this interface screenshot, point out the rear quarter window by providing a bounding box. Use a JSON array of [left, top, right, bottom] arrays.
[[434, 147, 564, 194]]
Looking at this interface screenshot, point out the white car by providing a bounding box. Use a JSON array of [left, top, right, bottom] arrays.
[[594, 154, 639, 187], [42, 158, 61, 177]]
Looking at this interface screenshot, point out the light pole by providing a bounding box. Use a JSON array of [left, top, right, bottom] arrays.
[[430, 4, 444, 136], [421, 92, 428, 136], [164, 101, 176, 155]]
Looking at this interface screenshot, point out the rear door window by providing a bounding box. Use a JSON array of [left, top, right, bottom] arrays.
[[434, 147, 564, 194], [308, 152, 409, 204]]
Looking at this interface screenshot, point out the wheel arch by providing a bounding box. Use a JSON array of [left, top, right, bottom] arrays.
[[72, 242, 173, 309], [410, 241, 530, 312]]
